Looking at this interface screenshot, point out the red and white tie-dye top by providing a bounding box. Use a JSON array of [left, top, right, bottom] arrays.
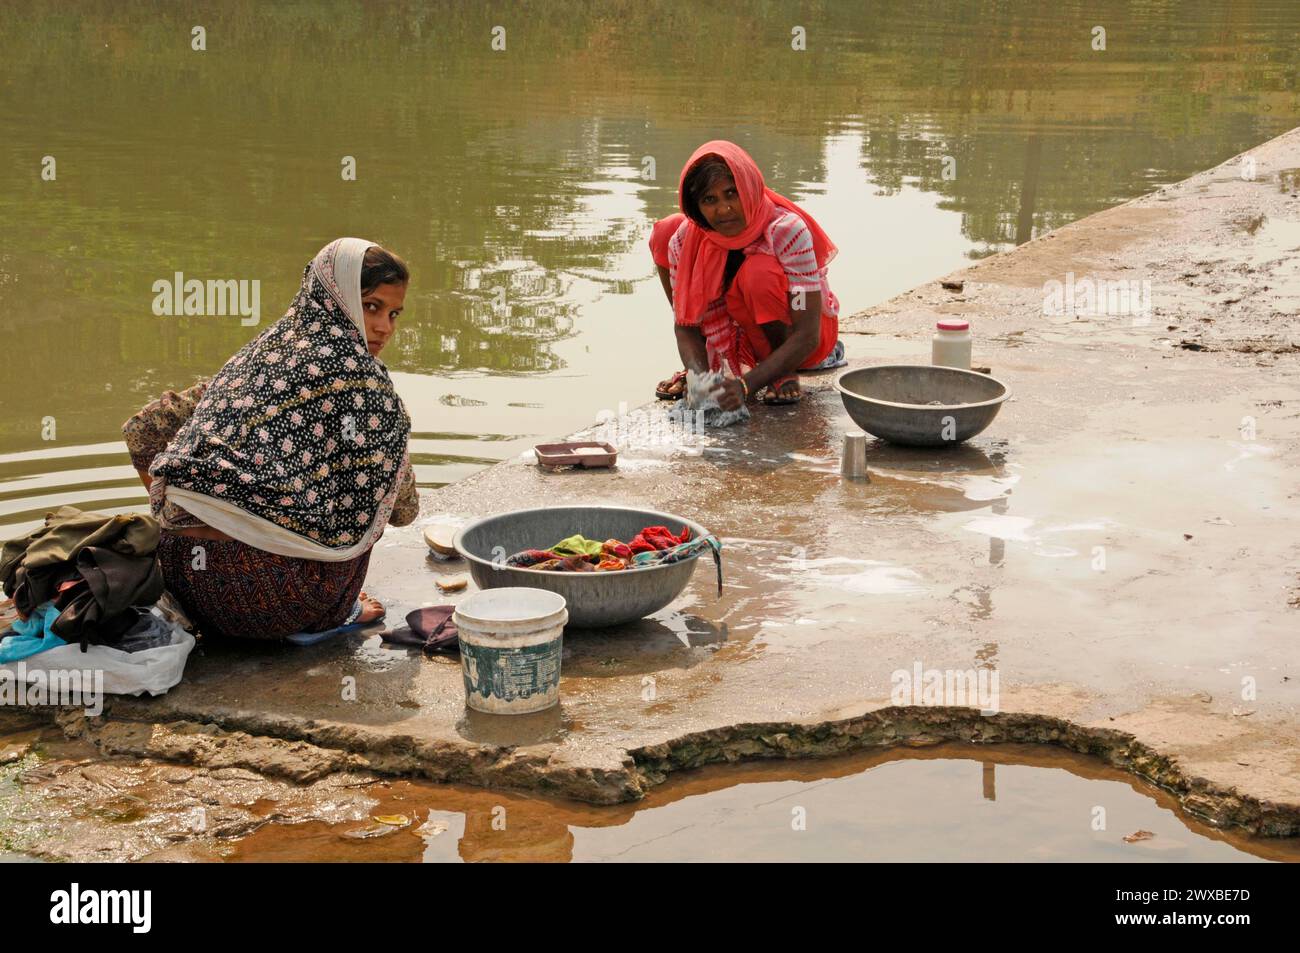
[[665, 209, 839, 320], [661, 209, 838, 374]]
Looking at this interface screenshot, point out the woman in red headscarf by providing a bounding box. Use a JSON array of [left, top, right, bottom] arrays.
[[649, 140, 843, 407]]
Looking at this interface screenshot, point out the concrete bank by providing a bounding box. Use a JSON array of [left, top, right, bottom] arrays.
[[5, 127, 1299, 836]]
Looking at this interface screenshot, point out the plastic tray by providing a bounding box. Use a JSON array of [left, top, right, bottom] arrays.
[[534, 441, 618, 469]]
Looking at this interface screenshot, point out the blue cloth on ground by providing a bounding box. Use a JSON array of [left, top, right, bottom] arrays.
[[0, 602, 67, 662]]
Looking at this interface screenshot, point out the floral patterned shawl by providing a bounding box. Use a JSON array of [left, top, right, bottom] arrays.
[[149, 238, 412, 561]]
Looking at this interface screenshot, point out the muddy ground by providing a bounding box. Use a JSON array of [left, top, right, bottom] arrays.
[[2, 127, 1298, 860]]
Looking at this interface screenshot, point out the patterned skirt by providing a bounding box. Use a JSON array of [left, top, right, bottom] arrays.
[[155, 530, 371, 642]]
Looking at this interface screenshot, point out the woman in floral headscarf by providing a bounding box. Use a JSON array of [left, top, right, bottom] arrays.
[[123, 238, 418, 641], [650, 140, 844, 407]]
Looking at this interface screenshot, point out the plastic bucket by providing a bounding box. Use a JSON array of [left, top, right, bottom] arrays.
[[453, 587, 568, 714]]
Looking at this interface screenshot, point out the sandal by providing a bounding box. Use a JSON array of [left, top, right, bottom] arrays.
[[285, 597, 383, 646], [655, 369, 687, 401], [760, 375, 802, 406]]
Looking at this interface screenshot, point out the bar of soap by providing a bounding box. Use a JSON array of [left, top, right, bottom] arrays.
[[423, 523, 459, 556], [435, 574, 468, 593]]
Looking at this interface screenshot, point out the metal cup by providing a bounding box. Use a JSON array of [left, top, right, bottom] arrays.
[[841, 431, 870, 480]]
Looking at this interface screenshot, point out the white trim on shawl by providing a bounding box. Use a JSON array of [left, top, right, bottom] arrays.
[[164, 483, 396, 562], [328, 236, 374, 339]]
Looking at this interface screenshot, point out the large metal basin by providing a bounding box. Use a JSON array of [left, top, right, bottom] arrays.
[[834, 364, 1009, 447], [453, 505, 708, 628]]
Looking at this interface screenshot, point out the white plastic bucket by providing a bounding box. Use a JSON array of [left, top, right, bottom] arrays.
[[453, 587, 568, 714]]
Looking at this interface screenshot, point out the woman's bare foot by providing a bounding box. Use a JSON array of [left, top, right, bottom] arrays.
[[761, 377, 802, 405], [356, 591, 385, 624]]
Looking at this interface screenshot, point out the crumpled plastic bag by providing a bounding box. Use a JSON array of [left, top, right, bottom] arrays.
[[681, 369, 751, 428], [0, 606, 195, 698]]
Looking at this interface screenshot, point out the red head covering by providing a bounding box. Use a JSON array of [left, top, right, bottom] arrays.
[[673, 140, 836, 328]]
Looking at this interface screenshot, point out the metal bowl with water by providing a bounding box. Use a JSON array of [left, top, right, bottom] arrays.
[[454, 505, 709, 628], [834, 364, 1009, 448]]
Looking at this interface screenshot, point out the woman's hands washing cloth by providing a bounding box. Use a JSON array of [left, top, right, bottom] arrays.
[[679, 369, 750, 427]]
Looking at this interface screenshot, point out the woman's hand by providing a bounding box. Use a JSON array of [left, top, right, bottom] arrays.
[[710, 377, 747, 411]]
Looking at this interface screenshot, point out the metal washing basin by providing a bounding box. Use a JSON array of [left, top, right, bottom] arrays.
[[834, 364, 1009, 447], [454, 505, 708, 628]]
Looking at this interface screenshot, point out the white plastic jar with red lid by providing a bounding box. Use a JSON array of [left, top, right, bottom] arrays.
[[932, 318, 971, 369]]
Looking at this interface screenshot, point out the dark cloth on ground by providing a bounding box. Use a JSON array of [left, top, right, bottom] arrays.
[[155, 529, 370, 642], [50, 547, 164, 647], [384, 606, 459, 653], [0, 506, 164, 649], [1, 506, 159, 610]]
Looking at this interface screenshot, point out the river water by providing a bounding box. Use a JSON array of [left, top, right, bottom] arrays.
[[1, 0, 1297, 536]]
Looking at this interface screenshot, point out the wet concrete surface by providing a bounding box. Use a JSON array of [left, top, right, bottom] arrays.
[[4, 128, 1300, 840]]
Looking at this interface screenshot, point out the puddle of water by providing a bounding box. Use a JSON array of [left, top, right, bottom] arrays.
[[963, 514, 1037, 542], [223, 744, 1298, 863], [1249, 216, 1300, 255], [774, 556, 929, 595], [960, 473, 1022, 501], [8, 727, 1294, 863], [10, 722, 1289, 863]]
